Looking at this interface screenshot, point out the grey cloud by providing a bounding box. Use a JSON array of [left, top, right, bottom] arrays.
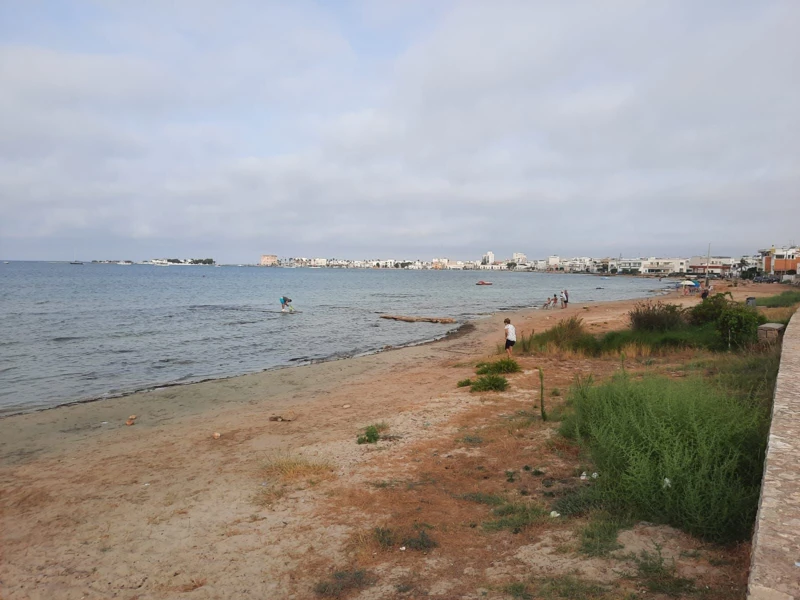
[[1, 0, 798, 262]]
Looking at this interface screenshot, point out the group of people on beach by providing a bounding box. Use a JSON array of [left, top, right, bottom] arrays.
[[542, 289, 569, 309]]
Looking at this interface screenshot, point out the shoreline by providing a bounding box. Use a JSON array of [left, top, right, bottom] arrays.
[[1, 282, 674, 419], [0, 290, 694, 467]]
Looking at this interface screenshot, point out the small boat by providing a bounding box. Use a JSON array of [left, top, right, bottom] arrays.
[[476, 280, 493, 286], [69, 261, 83, 265]]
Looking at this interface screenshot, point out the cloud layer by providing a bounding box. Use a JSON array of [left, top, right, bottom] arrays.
[[1, 0, 798, 261]]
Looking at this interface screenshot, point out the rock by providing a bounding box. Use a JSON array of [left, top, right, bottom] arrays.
[[212, 432, 221, 439], [125, 419, 135, 426]]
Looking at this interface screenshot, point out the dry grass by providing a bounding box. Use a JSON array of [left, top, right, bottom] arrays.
[[260, 453, 336, 482], [758, 305, 797, 323], [252, 485, 287, 507]]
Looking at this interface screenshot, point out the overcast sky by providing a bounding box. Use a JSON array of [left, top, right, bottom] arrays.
[[1, 0, 798, 262]]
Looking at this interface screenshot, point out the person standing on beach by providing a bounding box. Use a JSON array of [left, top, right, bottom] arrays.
[[279, 296, 295, 312], [560, 290, 567, 309], [503, 318, 516, 357], [564, 289, 569, 307]]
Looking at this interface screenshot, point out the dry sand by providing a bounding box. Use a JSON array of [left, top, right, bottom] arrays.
[[0, 281, 784, 599]]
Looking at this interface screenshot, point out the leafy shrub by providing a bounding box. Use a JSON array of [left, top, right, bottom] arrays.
[[716, 304, 759, 349], [688, 292, 732, 325], [628, 301, 686, 332], [476, 358, 521, 374], [456, 378, 473, 388], [755, 290, 800, 307], [470, 374, 508, 392], [563, 374, 769, 542]]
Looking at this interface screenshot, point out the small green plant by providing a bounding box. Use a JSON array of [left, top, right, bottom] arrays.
[[483, 502, 547, 532], [373, 527, 395, 548], [458, 435, 483, 445], [551, 485, 602, 517], [518, 329, 536, 353], [470, 374, 508, 392], [538, 367, 547, 421], [314, 569, 376, 597], [460, 492, 505, 506], [476, 358, 521, 375], [534, 575, 609, 599], [503, 582, 532, 599], [401, 527, 438, 551], [551, 388, 561, 397], [579, 512, 630, 557], [505, 470, 516, 482], [456, 378, 473, 388], [632, 544, 695, 597], [357, 425, 380, 444]]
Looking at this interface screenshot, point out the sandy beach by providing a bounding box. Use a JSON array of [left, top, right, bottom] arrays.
[[0, 282, 784, 599]]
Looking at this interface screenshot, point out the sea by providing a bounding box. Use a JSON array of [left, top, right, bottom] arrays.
[[0, 262, 671, 415]]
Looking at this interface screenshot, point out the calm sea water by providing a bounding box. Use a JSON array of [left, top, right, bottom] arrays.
[[0, 262, 669, 415]]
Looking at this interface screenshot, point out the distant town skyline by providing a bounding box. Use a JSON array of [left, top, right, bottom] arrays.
[[1, 2, 798, 262]]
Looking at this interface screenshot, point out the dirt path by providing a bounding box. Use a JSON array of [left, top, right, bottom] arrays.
[[0, 282, 782, 599]]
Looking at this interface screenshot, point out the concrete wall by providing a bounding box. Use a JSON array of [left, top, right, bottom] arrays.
[[747, 313, 800, 600]]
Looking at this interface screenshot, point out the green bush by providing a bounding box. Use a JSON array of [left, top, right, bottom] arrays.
[[599, 325, 720, 353], [688, 292, 732, 325], [357, 425, 380, 444], [476, 358, 521, 375], [314, 570, 376, 597], [755, 290, 800, 307], [563, 374, 769, 542], [456, 378, 473, 388], [525, 317, 601, 354], [716, 304, 759, 349], [628, 301, 686, 332], [470, 374, 508, 392]]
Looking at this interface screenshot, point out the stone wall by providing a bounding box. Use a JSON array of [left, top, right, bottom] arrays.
[[747, 313, 800, 600]]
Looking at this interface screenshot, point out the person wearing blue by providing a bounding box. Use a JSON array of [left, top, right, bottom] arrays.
[[279, 296, 295, 312]]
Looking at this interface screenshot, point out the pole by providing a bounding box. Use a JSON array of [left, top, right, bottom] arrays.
[[705, 243, 711, 288]]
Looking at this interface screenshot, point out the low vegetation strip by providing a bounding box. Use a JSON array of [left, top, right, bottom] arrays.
[[754, 289, 800, 307], [559, 371, 772, 542]]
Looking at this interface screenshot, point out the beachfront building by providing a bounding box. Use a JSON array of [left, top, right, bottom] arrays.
[[260, 254, 278, 266], [547, 256, 560, 271], [688, 256, 736, 277], [481, 251, 495, 265], [640, 257, 688, 275], [618, 258, 644, 274], [564, 257, 594, 273], [512, 252, 527, 264], [761, 246, 800, 275], [432, 258, 449, 270]]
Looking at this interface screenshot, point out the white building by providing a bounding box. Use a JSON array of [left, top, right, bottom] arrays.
[[312, 258, 328, 267], [688, 256, 736, 276], [512, 252, 527, 264], [619, 258, 644, 273], [547, 256, 560, 270], [640, 257, 688, 275], [482, 251, 495, 265]]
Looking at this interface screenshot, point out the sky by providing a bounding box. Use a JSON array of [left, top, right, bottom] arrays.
[[0, 0, 798, 263]]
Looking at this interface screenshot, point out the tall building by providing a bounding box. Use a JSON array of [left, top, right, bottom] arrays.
[[482, 251, 495, 265], [512, 252, 527, 264], [260, 254, 278, 266]]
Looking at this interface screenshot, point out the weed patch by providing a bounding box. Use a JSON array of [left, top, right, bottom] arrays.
[[371, 525, 438, 551], [631, 544, 695, 597], [261, 454, 335, 482], [563, 373, 769, 542], [476, 358, 521, 375], [357, 422, 389, 444], [470, 374, 508, 392], [629, 300, 686, 332], [755, 290, 800, 307], [314, 569, 376, 597], [535, 575, 610, 599], [579, 512, 630, 557], [458, 435, 483, 445], [456, 378, 473, 388], [483, 501, 547, 532], [460, 492, 505, 506]]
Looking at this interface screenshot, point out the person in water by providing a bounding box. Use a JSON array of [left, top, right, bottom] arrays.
[[279, 296, 295, 312], [503, 318, 516, 357]]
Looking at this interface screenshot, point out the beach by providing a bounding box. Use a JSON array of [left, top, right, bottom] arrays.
[[0, 283, 780, 599]]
